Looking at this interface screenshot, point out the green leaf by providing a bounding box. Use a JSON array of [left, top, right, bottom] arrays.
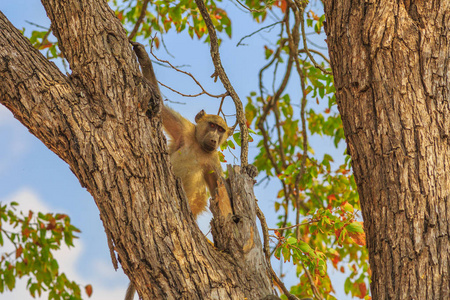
[[298, 241, 313, 254], [233, 132, 241, 147], [227, 140, 235, 149], [346, 222, 364, 233], [287, 237, 297, 245], [281, 246, 291, 262]]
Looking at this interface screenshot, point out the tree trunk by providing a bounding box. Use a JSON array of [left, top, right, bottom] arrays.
[[323, 1, 450, 299], [0, 1, 273, 299]]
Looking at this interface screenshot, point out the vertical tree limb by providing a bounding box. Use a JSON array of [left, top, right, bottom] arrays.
[[194, 0, 249, 166]]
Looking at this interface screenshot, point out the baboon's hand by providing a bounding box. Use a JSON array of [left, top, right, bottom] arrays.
[[130, 41, 147, 60]]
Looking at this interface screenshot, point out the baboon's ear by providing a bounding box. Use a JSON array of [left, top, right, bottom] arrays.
[[195, 110, 206, 123]]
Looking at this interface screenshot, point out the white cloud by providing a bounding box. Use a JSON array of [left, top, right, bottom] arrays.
[[0, 188, 128, 300]]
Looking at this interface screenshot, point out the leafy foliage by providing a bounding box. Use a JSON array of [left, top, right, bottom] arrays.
[[0, 201, 88, 300], [114, 0, 231, 43]]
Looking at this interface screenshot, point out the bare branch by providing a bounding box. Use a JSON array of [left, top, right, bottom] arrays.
[[256, 203, 271, 262], [36, 29, 52, 49], [268, 219, 317, 231], [149, 43, 228, 99], [256, 202, 300, 300], [270, 268, 300, 300], [25, 20, 49, 29], [217, 95, 226, 116], [158, 81, 227, 98], [302, 261, 324, 300], [295, 0, 332, 75], [194, 0, 249, 166], [298, 48, 330, 64], [237, 21, 282, 46], [128, 0, 150, 40]]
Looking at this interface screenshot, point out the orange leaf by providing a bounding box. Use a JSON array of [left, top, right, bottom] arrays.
[[16, 245, 23, 259], [40, 42, 53, 49], [154, 37, 160, 49], [56, 214, 68, 220], [46, 218, 56, 230], [331, 253, 340, 269], [23, 228, 31, 238], [309, 10, 320, 21], [349, 231, 366, 246], [279, 0, 287, 13], [85, 284, 93, 297], [116, 11, 124, 21], [354, 282, 367, 299]]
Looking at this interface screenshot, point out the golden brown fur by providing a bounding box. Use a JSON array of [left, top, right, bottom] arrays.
[[162, 107, 231, 217]]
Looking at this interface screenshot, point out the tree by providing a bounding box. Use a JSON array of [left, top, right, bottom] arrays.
[[1, 0, 371, 299], [1, 0, 273, 298], [323, 1, 450, 299]]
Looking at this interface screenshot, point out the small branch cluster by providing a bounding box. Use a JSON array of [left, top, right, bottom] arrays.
[[149, 45, 228, 99]]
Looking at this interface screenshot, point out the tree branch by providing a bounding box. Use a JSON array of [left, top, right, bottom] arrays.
[[149, 45, 228, 99], [237, 21, 282, 47], [194, 0, 249, 166], [128, 0, 150, 41]]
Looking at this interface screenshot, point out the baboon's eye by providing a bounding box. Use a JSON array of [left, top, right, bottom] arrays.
[[217, 126, 225, 133], [209, 122, 216, 129]]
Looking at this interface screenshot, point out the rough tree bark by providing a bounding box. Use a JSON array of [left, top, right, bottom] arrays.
[[0, 1, 274, 299], [323, 1, 450, 299]]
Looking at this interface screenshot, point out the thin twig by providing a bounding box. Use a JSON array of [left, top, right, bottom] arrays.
[[217, 95, 226, 116], [237, 21, 282, 46], [258, 37, 286, 100], [293, 56, 308, 194], [298, 48, 330, 64], [256, 202, 271, 263], [268, 219, 317, 231], [305, 36, 329, 50], [270, 268, 300, 300], [295, 0, 332, 75], [128, 0, 150, 40], [256, 202, 300, 300], [302, 261, 324, 300], [25, 21, 49, 30], [149, 42, 228, 99], [273, 109, 287, 168], [258, 14, 294, 127], [36, 29, 52, 49], [158, 81, 227, 98]]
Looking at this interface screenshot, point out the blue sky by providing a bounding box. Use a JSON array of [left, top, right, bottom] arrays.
[[0, 1, 351, 299]]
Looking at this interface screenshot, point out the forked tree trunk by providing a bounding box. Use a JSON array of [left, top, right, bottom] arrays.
[[323, 1, 450, 299], [0, 1, 273, 299]]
